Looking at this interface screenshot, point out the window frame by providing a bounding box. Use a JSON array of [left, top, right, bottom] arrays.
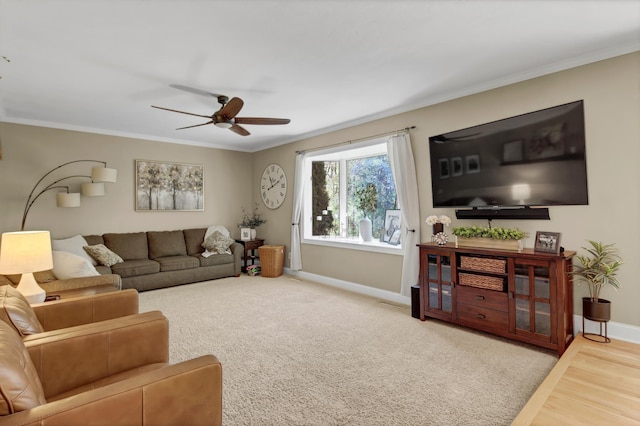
[[301, 138, 402, 255]]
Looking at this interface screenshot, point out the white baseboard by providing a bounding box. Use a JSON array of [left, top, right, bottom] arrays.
[[285, 268, 411, 306], [285, 268, 640, 345]]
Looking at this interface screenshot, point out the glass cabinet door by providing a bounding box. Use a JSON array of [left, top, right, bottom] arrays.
[[511, 259, 556, 343], [425, 252, 454, 318]]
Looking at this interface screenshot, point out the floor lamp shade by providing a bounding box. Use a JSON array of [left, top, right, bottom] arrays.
[[0, 231, 53, 304], [91, 166, 117, 182], [56, 192, 81, 207]]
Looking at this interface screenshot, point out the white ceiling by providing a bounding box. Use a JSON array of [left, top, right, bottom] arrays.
[[1, 1, 638, 152]]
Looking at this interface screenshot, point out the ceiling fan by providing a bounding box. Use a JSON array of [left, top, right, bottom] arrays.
[[151, 95, 290, 136]]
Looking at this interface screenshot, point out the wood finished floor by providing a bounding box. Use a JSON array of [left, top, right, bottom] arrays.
[[513, 334, 640, 425]]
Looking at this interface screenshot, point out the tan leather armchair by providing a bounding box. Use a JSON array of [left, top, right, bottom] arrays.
[[0, 309, 222, 426], [0, 286, 138, 337]]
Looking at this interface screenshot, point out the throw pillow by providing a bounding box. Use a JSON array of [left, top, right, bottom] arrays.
[[202, 231, 234, 255], [83, 244, 124, 267], [52, 251, 101, 280], [52, 234, 97, 266], [0, 285, 45, 336]]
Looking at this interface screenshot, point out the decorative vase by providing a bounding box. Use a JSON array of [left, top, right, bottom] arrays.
[[432, 223, 444, 235], [582, 297, 611, 322], [250, 229, 257, 240], [359, 217, 373, 242]]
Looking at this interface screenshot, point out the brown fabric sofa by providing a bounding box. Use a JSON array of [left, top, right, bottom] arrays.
[[83, 228, 241, 292], [0, 310, 222, 425]]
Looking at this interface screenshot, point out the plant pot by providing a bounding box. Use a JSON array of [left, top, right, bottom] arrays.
[[250, 229, 257, 240], [582, 297, 611, 322], [432, 223, 444, 235], [454, 237, 523, 252], [359, 217, 373, 242]]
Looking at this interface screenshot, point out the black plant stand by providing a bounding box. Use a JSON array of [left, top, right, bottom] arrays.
[[582, 316, 611, 343]]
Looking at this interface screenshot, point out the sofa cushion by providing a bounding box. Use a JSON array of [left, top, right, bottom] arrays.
[[83, 244, 124, 267], [0, 320, 47, 415], [83, 234, 105, 246], [103, 232, 149, 261], [52, 251, 101, 279], [0, 286, 45, 336], [110, 260, 160, 278], [197, 253, 235, 267], [51, 235, 97, 266], [183, 228, 207, 256], [147, 231, 188, 260], [156, 256, 200, 272]]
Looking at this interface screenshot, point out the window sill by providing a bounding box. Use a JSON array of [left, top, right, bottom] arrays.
[[302, 237, 403, 255]]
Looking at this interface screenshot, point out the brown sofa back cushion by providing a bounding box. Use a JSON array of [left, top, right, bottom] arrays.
[[0, 286, 45, 336], [103, 232, 149, 261], [83, 235, 105, 246], [0, 320, 47, 415], [147, 231, 188, 259], [183, 228, 207, 256]]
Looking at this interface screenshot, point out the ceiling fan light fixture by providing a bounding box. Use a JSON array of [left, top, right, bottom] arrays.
[[215, 121, 233, 129]]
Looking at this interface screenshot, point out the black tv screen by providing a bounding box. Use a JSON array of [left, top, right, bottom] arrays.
[[429, 100, 588, 208]]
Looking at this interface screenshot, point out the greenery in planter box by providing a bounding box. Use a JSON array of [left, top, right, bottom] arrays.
[[572, 240, 623, 302], [452, 225, 526, 240]]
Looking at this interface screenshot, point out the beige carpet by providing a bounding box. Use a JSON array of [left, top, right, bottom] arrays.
[[139, 275, 557, 426]]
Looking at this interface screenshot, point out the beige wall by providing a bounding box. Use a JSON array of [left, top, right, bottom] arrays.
[[253, 52, 640, 326], [0, 53, 638, 326], [0, 124, 253, 238]]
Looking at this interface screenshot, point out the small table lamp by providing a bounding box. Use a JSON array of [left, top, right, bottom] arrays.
[[0, 230, 53, 304]]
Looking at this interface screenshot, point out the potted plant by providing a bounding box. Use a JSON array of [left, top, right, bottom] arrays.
[[238, 204, 267, 239], [451, 225, 526, 251], [572, 240, 623, 323], [354, 183, 377, 242]]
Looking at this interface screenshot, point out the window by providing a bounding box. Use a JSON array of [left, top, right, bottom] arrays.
[[303, 139, 400, 252]]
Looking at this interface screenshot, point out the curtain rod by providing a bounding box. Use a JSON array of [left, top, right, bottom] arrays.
[[295, 125, 416, 155]]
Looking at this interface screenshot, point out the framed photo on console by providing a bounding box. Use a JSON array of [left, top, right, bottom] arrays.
[[534, 231, 561, 254], [240, 228, 251, 241]]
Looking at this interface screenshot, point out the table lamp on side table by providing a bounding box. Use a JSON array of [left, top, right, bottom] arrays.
[[0, 230, 53, 304]]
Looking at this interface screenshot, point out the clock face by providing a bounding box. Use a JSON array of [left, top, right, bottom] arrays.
[[261, 163, 287, 209]]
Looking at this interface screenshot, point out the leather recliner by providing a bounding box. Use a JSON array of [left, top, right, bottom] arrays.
[[0, 285, 139, 337], [0, 308, 222, 425]]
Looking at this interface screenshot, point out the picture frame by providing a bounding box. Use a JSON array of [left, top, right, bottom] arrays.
[[382, 209, 402, 245], [240, 227, 251, 241], [466, 154, 480, 174], [451, 157, 463, 176], [439, 158, 449, 179], [534, 231, 562, 254], [135, 160, 204, 211]]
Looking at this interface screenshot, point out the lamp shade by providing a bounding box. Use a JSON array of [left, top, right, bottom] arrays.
[[0, 231, 53, 274], [82, 182, 105, 196], [56, 192, 81, 207], [91, 166, 117, 183]]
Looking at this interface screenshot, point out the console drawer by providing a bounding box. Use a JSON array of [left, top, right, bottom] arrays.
[[457, 285, 507, 312], [456, 303, 508, 330]]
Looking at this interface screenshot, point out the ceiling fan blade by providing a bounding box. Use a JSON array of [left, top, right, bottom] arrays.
[[176, 121, 214, 130], [152, 105, 211, 119], [234, 117, 291, 125], [230, 124, 250, 136], [169, 84, 223, 98], [219, 97, 244, 120]]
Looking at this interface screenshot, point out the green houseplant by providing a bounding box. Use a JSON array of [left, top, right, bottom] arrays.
[[354, 183, 378, 242], [451, 225, 526, 251], [572, 240, 623, 324], [239, 204, 267, 229]]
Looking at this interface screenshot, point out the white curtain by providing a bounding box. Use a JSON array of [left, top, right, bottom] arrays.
[[290, 152, 305, 270], [387, 132, 420, 297]]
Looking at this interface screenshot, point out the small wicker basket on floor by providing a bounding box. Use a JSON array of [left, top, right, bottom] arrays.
[[258, 245, 285, 277]]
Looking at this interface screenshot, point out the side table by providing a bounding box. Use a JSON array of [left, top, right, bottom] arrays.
[[235, 239, 265, 273]]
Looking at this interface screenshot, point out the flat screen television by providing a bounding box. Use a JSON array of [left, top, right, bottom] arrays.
[[429, 100, 588, 213]]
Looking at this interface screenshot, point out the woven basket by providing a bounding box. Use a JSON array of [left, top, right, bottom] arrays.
[[258, 245, 285, 278], [459, 273, 504, 291], [460, 256, 506, 274]]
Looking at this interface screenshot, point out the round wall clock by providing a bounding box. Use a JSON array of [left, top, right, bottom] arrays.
[[260, 163, 287, 209]]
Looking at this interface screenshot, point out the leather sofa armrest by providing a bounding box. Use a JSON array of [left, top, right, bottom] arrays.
[[24, 311, 169, 399], [32, 289, 139, 331], [38, 273, 122, 294], [0, 355, 222, 426]]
